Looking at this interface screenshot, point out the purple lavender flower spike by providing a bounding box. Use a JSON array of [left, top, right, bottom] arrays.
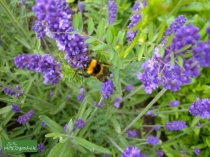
[[127, 130, 137, 138], [165, 120, 187, 131], [75, 119, 85, 129], [156, 150, 164, 157], [101, 80, 114, 99], [108, 1, 117, 24], [146, 136, 159, 145], [124, 84, 133, 92], [12, 104, 21, 113], [17, 110, 34, 124], [194, 148, 200, 155], [37, 143, 44, 152], [78, 2, 84, 12], [169, 100, 180, 107], [77, 88, 85, 102], [121, 146, 145, 157]]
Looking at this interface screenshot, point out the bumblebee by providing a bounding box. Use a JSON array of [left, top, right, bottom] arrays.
[[83, 59, 110, 81]]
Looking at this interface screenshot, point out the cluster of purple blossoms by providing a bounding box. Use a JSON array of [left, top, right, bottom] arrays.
[[17, 110, 34, 124], [50, 90, 54, 98], [94, 101, 105, 108], [194, 148, 200, 155], [2, 85, 23, 97], [77, 88, 85, 102], [189, 98, 210, 119], [75, 119, 86, 129], [37, 143, 44, 152], [169, 100, 180, 107], [14, 54, 62, 85], [114, 96, 122, 108], [108, 1, 117, 24], [78, 2, 84, 12], [124, 84, 133, 92], [127, 130, 137, 138], [126, 2, 147, 41], [32, 0, 89, 69], [64, 123, 69, 132], [101, 80, 114, 99], [153, 124, 161, 131], [11, 104, 21, 113], [207, 27, 210, 35], [197, 121, 201, 128], [146, 136, 159, 145], [121, 146, 146, 157], [165, 15, 187, 36], [156, 150, 164, 157], [165, 120, 187, 131], [137, 16, 201, 93], [192, 40, 210, 67]]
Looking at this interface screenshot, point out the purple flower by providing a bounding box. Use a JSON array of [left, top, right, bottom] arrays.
[[156, 150, 164, 157], [146, 136, 159, 145], [197, 121, 201, 128], [22, 0, 26, 6], [189, 98, 210, 119], [67, 94, 71, 100], [165, 120, 187, 131], [121, 146, 145, 157], [17, 110, 34, 124], [14, 54, 63, 85], [104, 155, 109, 157], [194, 148, 200, 155], [165, 15, 187, 36], [153, 124, 161, 131], [2, 85, 23, 97], [207, 27, 210, 35], [137, 22, 201, 94], [50, 90, 54, 98], [124, 84, 133, 92], [169, 100, 180, 107], [108, 1, 117, 24], [37, 143, 44, 152], [101, 80, 114, 99], [127, 130, 137, 138], [77, 88, 85, 102], [78, 2, 84, 12], [192, 40, 210, 67], [11, 104, 21, 113], [114, 96, 122, 108], [64, 123, 68, 132], [75, 119, 85, 129], [94, 101, 105, 108], [42, 122, 47, 128]]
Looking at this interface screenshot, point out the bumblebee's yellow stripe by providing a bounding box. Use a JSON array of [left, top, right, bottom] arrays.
[[87, 60, 97, 75]]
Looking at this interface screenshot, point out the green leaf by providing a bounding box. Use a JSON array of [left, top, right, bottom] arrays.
[[67, 119, 74, 134], [75, 137, 111, 154], [73, 14, 79, 30], [14, 36, 31, 49], [165, 34, 174, 47], [117, 31, 125, 45], [159, 46, 165, 58], [2, 111, 14, 126], [39, 115, 64, 133], [50, 102, 66, 115], [92, 44, 107, 51], [176, 44, 192, 54], [45, 133, 57, 137], [96, 20, 105, 38], [176, 56, 184, 69], [111, 117, 121, 133], [138, 44, 145, 61], [47, 142, 65, 157], [87, 17, 94, 35], [148, 22, 154, 41], [170, 53, 175, 66], [85, 37, 96, 44], [78, 12, 83, 32], [156, 23, 166, 43], [106, 27, 113, 44], [0, 106, 11, 114]]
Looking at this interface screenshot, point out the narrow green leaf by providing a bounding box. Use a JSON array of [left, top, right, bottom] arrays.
[[73, 14, 79, 30], [176, 56, 184, 69], [92, 44, 107, 51], [67, 119, 74, 134], [165, 34, 174, 47], [50, 102, 66, 115], [77, 95, 89, 119], [47, 143, 65, 157], [111, 117, 121, 133], [87, 17, 94, 35], [2, 111, 14, 126], [117, 31, 125, 45], [159, 46, 165, 58], [148, 22, 154, 41], [170, 53, 175, 66], [75, 137, 111, 154], [147, 44, 155, 56], [156, 24, 166, 43], [0, 106, 11, 114], [138, 44, 145, 61], [39, 115, 64, 133], [78, 12, 83, 32], [85, 37, 96, 44], [176, 44, 191, 54], [45, 133, 57, 137], [106, 27, 113, 44], [14, 36, 31, 49], [96, 21, 105, 38]]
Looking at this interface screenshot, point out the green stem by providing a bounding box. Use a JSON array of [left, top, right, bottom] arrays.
[[108, 136, 124, 152], [121, 85, 143, 102], [118, 88, 167, 138]]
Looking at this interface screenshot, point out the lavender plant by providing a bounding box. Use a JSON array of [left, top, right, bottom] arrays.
[[0, 0, 210, 157]]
